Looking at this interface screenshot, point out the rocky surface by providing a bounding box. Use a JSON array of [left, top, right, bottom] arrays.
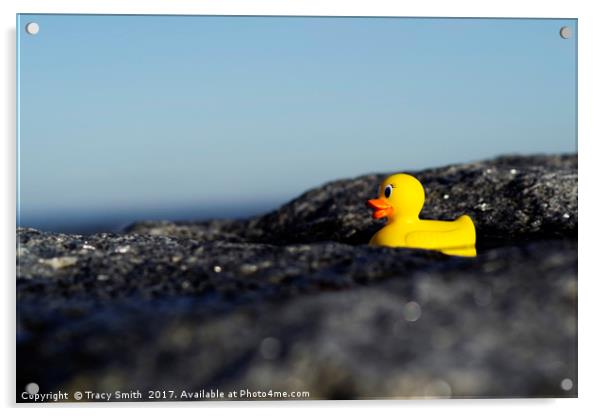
[[17, 154, 577, 401], [127, 153, 577, 248]]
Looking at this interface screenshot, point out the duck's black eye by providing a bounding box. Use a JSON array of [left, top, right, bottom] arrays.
[[384, 185, 393, 198]]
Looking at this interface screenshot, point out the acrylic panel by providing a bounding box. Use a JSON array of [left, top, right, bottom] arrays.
[[17, 14, 577, 402]]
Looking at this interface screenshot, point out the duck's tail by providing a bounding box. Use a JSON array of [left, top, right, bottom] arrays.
[[440, 215, 477, 256], [455, 215, 477, 242]]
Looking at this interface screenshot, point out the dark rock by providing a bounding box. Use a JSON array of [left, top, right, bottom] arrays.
[[127, 154, 577, 248], [16, 154, 577, 400]]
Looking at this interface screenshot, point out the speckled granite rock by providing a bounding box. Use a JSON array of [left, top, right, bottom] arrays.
[[127, 154, 577, 248], [16, 154, 577, 401]]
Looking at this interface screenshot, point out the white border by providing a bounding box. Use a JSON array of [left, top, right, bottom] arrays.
[[3, 1, 600, 414]]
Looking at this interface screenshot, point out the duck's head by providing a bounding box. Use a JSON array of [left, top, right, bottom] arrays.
[[367, 173, 425, 221]]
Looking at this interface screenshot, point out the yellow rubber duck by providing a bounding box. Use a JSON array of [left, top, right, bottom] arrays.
[[367, 173, 476, 257]]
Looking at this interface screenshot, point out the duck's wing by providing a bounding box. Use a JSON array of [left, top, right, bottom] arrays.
[[405, 217, 476, 250], [405, 230, 457, 250]]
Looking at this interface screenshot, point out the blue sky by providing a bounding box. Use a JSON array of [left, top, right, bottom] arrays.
[[17, 15, 577, 231]]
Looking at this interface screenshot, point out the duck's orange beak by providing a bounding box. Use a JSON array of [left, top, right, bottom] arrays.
[[367, 197, 394, 220]]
